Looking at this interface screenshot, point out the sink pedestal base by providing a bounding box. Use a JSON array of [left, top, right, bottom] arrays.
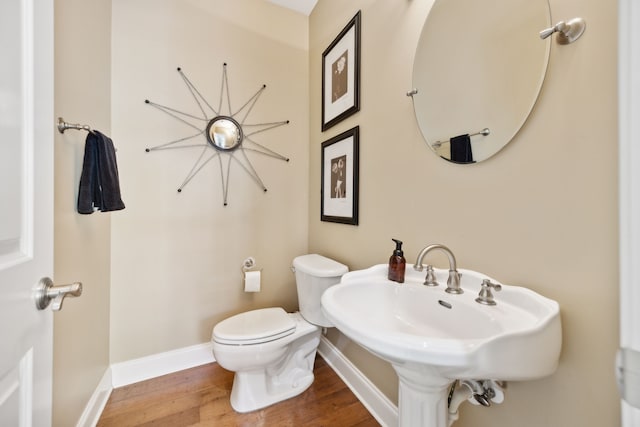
[[394, 365, 454, 427]]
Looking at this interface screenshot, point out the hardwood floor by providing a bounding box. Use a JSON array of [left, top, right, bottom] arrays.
[[97, 355, 381, 426]]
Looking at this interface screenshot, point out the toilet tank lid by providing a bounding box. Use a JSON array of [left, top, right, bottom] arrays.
[[292, 254, 348, 277]]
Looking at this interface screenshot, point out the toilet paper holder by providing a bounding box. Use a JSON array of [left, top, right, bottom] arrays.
[[242, 257, 257, 272], [242, 257, 262, 292]]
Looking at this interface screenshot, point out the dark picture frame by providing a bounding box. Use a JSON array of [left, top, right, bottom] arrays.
[[321, 10, 361, 132], [321, 126, 359, 225]]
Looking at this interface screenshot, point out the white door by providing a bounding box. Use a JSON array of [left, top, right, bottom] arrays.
[[0, 0, 54, 426], [619, 0, 640, 425]]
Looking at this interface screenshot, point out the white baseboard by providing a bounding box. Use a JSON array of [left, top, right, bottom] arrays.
[[75, 368, 112, 427], [318, 336, 398, 427], [110, 342, 215, 388]]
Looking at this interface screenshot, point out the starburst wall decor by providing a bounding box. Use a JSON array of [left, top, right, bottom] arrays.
[[144, 63, 290, 206]]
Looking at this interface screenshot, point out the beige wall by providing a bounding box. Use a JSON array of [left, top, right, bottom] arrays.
[[310, 1, 619, 426], [53, 0, 112, 426], [109, 0, 310, 362]]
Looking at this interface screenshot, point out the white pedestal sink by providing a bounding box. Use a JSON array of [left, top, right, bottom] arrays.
[[321, 264, 561, 427]]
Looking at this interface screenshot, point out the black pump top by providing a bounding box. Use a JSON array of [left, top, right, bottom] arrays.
[[392, 238, 404, 256]]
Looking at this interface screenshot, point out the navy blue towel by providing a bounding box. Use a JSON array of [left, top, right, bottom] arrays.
[[450, 134, 474, 164], [77, 131, 125, 214]]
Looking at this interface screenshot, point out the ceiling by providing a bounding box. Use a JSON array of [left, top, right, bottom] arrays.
[[266, 0, 318, 16]]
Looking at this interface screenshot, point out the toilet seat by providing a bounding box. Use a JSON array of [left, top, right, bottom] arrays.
[[213, 307, 296, 345]]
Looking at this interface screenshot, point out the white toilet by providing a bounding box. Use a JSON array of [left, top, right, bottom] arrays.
[[211, 254, 348, 413]]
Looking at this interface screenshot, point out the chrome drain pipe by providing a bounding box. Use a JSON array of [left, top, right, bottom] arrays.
[[447, 379, 506, 426]]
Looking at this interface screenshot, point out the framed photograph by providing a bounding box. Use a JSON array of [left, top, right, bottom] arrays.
[[321, 126, 359, 225], [321, 10, 361, 132]]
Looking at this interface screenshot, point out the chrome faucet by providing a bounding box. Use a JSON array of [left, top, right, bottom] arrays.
[[413, 244, 463, 294]]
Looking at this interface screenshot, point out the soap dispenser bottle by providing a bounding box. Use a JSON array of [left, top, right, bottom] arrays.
[[388, 238, 406, 283]]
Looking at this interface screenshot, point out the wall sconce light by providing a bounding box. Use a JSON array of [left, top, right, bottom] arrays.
[[539, 17, 586, 44]]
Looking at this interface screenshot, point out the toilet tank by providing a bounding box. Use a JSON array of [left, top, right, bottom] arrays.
[[292, 254, 348, 327]]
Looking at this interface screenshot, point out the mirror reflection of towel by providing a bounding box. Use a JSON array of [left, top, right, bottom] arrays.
[[77, 130, 125, 214], [450, 134, 474, 164]]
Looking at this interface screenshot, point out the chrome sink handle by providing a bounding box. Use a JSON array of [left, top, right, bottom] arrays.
[[476, 279, 502, 305], [423, 265, 439, 287], [413, 244, 463, 294]]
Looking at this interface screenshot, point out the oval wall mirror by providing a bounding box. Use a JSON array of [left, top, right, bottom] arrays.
[[412, 0, 551, 163], [206, 116, 243, 151]]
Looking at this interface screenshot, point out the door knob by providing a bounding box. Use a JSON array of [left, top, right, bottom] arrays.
[[34, 277, 82, 311]]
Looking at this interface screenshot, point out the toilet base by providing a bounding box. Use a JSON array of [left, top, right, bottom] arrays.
[[229, 330, 321, 413], [230, 365, 315, 413]]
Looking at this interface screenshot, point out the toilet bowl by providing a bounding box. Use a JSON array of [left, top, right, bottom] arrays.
[[211, 254, 348, 413]]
